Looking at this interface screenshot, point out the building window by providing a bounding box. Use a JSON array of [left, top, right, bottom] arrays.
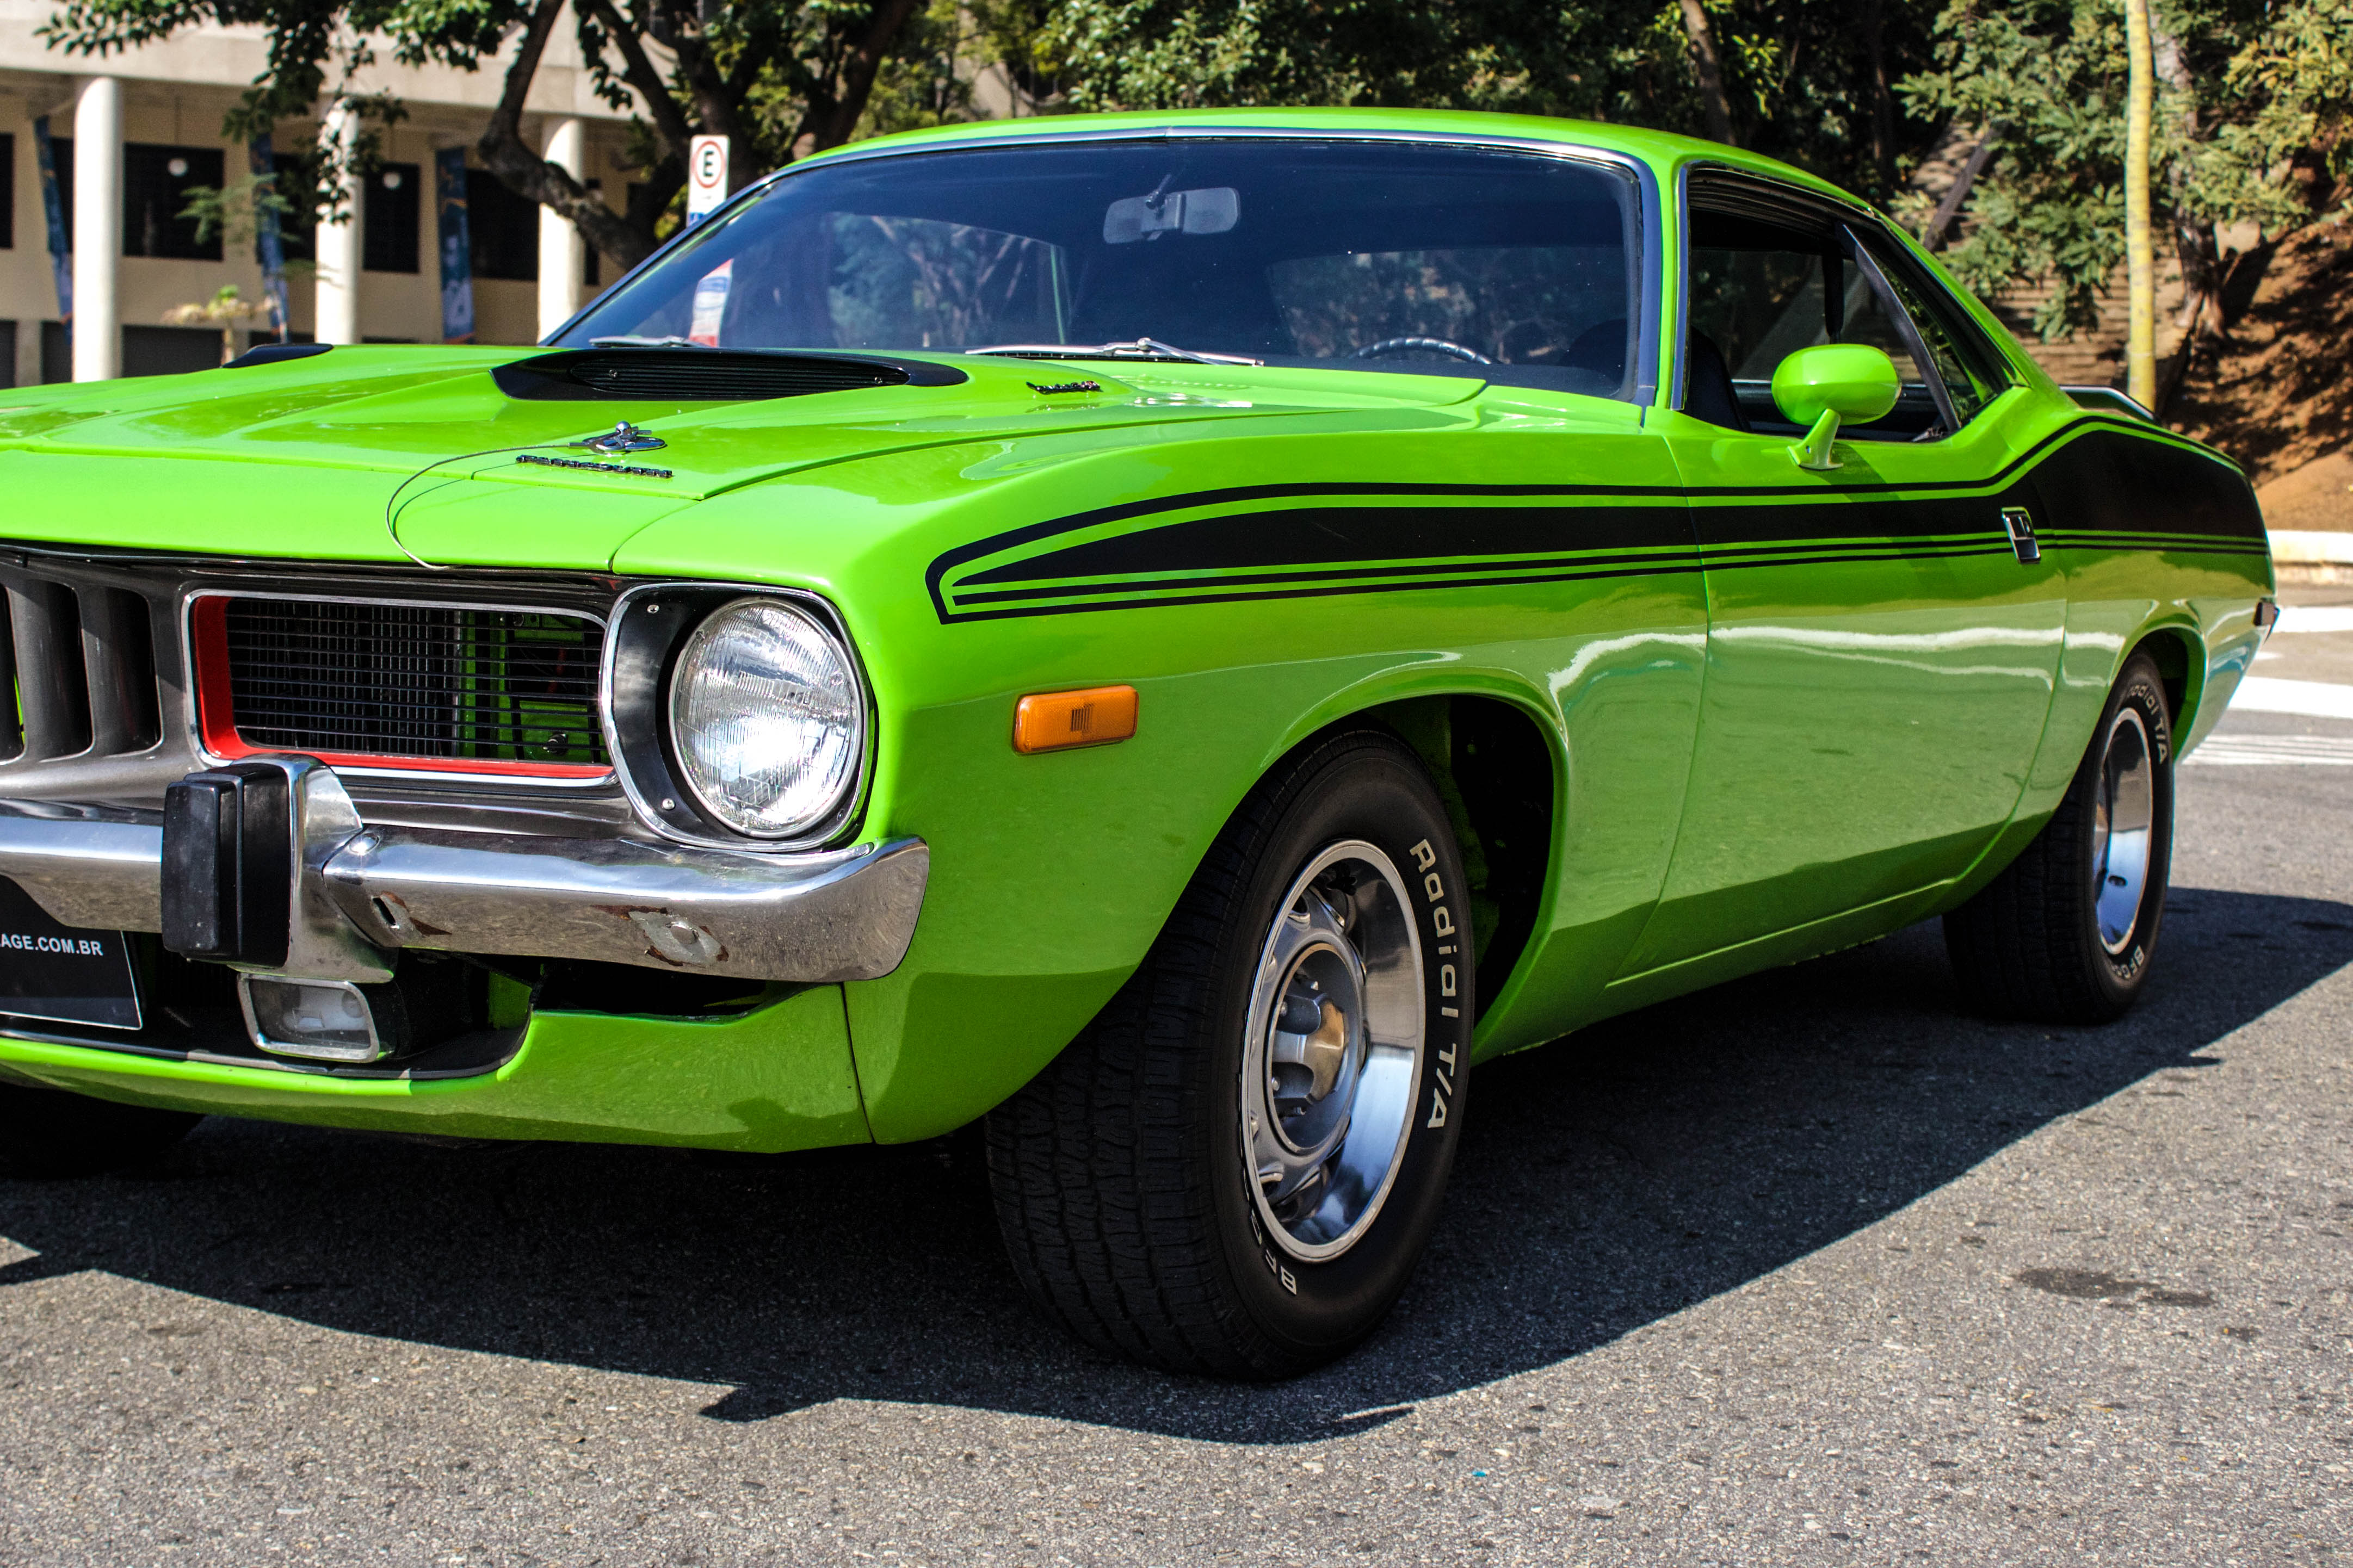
[[47, 139, 73, 241], [1, 135, 14, 249], [124, 144, 225, 259], [270, 152, 316, 264], [468, 168, 539, 282], [365, 162, 421, 274], [123, 324, 228, 375]]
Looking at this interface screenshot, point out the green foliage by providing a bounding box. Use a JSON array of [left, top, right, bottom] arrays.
[[44, 0, 2352, 348], [41, 0, 947, 258], [1903, 0, 2353, 339], [176, 170, 298, 247], [844, 0, 981, 139], [1032, 0, 1947, 203]]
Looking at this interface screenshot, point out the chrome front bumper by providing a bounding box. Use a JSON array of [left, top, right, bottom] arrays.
[[0, 794, 927, 985]]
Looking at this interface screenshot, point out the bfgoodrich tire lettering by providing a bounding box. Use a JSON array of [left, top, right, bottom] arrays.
[[1944, 651, 2176, 1023], [985, 728, 1471, 1377]]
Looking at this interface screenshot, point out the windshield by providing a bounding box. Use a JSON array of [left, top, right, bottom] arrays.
[[560, 138, 1643, 399]]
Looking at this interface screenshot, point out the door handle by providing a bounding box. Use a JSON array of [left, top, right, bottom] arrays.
[[2002, 506, 2041, 564]]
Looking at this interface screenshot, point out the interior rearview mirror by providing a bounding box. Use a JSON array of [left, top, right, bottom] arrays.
[[1770, 344, 1900, 470], [1104, 186, 1241, 244]]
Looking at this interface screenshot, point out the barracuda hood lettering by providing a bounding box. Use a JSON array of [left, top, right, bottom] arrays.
[[0, 347, 1485, 569]]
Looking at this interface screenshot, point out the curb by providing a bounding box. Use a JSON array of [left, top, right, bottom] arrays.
[[2269, 529, 2353, 563], [2268, 530, 2353, 583]]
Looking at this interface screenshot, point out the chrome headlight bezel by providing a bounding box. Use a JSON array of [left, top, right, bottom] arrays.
[[666, 597, 866, 840], [600, 582, 873, 852]]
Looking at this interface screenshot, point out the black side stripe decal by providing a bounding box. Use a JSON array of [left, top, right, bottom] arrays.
[[927, 418, 2266, 623]]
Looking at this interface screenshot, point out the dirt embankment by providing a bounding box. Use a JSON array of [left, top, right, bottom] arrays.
[[2170, 206, 2353, 528]]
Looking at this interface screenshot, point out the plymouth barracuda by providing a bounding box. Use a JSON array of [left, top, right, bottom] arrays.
[[0, 109, 2272, 1376]]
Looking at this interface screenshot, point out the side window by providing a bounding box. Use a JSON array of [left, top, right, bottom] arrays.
[[1854, 235, 2008, 425], [1831, 264, 1930, 390], [1687, 224, 1840, 381], [1685, 209, 1934, 439], [1684, 187, 2002, 439]]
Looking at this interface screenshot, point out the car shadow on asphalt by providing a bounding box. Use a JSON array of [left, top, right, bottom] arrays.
[[3, 885, 2348, 1445]]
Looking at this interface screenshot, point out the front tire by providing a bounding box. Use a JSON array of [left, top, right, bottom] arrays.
[[1944, 652, 2175, 1022], [0, 1081, 202, 1177], [985, 729, 1472, 1377]]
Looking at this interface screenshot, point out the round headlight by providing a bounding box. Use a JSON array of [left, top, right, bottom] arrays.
[[666, 598, 863, 839]]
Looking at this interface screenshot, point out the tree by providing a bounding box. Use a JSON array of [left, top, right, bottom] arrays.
[[2123, 0, 2155, 405], [1036, 0, 1949, 204], [1903, 0, 2353, 374], [42, 0, 941, 269], [1678, 0, 1734, 145]]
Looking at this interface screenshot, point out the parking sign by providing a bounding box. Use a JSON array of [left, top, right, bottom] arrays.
[[686, 135, 730, 226]]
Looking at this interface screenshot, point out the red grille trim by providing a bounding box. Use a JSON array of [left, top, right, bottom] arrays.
[[189, 594, 614, 780]]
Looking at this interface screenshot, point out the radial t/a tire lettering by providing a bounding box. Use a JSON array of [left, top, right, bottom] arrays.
[[1944, 651, 2175, 1024], [984, 728, 1472, 1377]]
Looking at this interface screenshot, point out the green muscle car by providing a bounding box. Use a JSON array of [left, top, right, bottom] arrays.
[[0, 109, 2272, 1377]]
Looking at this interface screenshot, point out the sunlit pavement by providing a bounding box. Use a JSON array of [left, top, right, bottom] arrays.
[[1, 598, 2347, 1566]]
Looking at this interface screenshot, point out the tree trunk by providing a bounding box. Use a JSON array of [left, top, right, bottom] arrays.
[[2122, 0, 2156, 408], [1921, 126, 1999, 251], [2151, 21, 2220, 345], [789, 0, 926, 159], [475, 0, 660, 268], [1860, 0, 1896, 196], [1677, 0, 1734, 147]]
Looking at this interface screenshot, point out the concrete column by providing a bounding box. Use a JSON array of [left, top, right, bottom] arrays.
[[536, 117, 586, 340], [70, 76, 121, 382], [14, 320, 39, 390], [313, 105, 363, 345]]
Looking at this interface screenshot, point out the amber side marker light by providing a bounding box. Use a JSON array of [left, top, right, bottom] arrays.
[[1014, 685, 1138, 754]]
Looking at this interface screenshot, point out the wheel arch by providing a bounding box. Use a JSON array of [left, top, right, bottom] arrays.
[[2127, 621, 2205, 742], [1281, 686, 1564, 1022]]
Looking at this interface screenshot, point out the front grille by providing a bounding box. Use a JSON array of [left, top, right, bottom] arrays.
[[0, 568, 162, 764], [210, 597, 609, 773]]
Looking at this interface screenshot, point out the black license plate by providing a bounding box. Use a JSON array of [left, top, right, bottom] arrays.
[[0, 879, 141, 1031]]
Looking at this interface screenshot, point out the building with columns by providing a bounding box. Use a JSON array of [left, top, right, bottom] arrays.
[[0, 0, 645, 383]]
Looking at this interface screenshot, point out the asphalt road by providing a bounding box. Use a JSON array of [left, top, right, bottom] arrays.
[[4, 600, 2351, 1567]]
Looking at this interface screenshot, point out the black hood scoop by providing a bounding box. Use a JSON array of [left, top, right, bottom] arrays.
[[495, 348, 966, 402]]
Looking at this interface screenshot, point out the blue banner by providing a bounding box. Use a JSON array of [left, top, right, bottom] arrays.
[[249, 135, 291, 342], [436, 147, 475, 344], [32, 116, 70, 330]]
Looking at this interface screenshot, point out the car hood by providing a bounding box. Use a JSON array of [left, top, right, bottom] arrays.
[[0, 347, 1488, 570]]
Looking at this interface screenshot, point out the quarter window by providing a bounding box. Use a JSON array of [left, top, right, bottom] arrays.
[[1855, 239, 2004, 424]]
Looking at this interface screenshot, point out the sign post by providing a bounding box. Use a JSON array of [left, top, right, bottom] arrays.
[[686, 136, 731, 227]]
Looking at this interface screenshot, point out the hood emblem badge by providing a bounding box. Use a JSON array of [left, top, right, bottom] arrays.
[[576, 420, 668, 454], [515, 420, 675, 479], [1027, 380, 1102, 396]]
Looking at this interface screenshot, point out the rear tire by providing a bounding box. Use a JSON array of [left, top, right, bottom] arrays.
[[0, 1081, 201, 1177], [1944, 652, 2175, 1023], [985, 728, 1472, 1377]]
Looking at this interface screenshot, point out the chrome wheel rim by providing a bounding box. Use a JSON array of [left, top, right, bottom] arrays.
[[2092, 706, 2157, 955], [1240, 840, 1425, 1263]]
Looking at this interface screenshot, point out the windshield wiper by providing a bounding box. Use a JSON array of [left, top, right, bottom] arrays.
[[588, 334, 710, 349], [968, 337, 1263, 367]]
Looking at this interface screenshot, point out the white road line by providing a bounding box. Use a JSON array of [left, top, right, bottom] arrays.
[[2226, 675, 2353, 720], [2187, 733, 2353, 766]]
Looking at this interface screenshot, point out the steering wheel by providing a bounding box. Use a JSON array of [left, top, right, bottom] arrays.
[[1352, 337, 1493, 365]]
